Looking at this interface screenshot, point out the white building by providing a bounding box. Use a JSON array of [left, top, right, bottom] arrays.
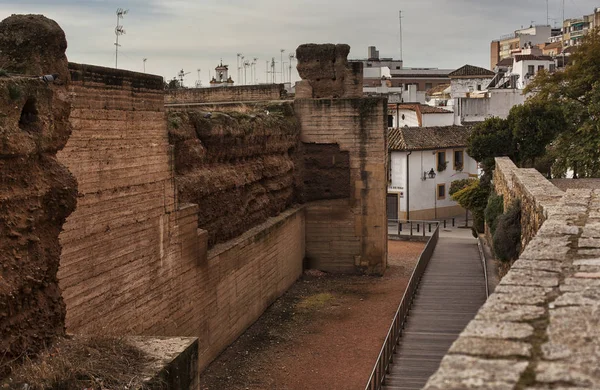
[[387, 126, 478, 221], [449, 65, 496, 99], [511, 54, 556, 89], [456, 89, 527, 123], [388, 104, 454, 128]]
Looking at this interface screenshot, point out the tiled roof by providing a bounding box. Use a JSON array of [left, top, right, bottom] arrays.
[[496, 58, 514, 67], [544, 41, 563, 50], [449, 65, 495, 78], [419, 105, 453, 114], [426, 83, 450, 96], [514, 55, 554, 62], [388, 126, 473, 151]]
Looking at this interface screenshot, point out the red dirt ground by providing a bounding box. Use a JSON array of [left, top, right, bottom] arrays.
[[200, 240, 424, 390]]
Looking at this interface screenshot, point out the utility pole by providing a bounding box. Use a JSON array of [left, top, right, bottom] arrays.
[[115, 8, 128, 69], [546, 0, 549, 26], [288, 53, 295, 85], [399, 10, 403, 62], [143, 58, 147, 73], [237, 53, 243, 84], [252, 58, 258, 84], [280, 49, 285, 83], [271, 58, 276, 84]]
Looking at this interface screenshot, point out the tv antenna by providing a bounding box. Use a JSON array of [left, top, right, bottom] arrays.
[[399, 10, 403, 62], [195, 68, 202, 88], [115, 8, 128, 69], [143, 58, 147, 73], [288, 53, 295, 84], [280, 49, 285, 83], [178, 69, 190, 86]]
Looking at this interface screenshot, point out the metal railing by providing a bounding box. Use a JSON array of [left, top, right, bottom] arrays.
[[388, 218, 454, 237], [365, 222, 440, 390]]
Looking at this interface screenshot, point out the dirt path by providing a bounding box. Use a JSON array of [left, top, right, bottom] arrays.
[[200, 240, 424, 390]]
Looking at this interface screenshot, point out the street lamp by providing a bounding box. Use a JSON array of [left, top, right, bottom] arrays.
[[423, 168, 436, 180]]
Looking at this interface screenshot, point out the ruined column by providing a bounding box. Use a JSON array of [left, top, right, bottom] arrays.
[[0, 15, 77, 359]]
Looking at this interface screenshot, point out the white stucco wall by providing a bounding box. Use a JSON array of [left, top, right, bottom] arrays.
[[422, 113, 454, 127], [388, 148, 478, 219], [457, 89, 527, 123], [513, 59, 555, 89], [450, 77, 494, 98], [397, 109, 420, 127]]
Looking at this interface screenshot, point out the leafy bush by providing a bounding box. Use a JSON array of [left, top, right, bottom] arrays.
[[450, 178, 476, 196], [451, 179, 490, 233], [492, 199, 521, 262], [485, 192, 504, 235], [7, 84, 21, 101]]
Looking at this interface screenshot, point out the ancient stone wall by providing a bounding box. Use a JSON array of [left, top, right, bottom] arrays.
[[165, 84, 286, 105], [166, 104, 301, 248], [424, 159, 600, 389], [0, 15, 77, 360], [493, 157, 564, 250], [56, 63, 305, 371], [302, 143, 351, 202], [295, 98, 388, 274]]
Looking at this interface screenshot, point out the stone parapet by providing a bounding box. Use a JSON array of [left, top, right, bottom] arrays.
[[424, 161, 600, 388], [493, 157, 565, 250]]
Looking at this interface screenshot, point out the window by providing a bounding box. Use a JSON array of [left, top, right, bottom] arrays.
[[437, 151, 446, 171], [477, 84, 482, 91], [404, 84, 409, 91], [528, 65, 535, 75], [550, 64, 556, 72], [387, 115, 394, 128], [538, 65, 544, 72], [437, 184, 446, 200], [454, 150, 464, 170], [425, 83, 433, 90]]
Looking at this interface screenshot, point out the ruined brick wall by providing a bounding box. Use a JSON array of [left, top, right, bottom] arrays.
[[295, 98, 388, 274], [295, 44, 363, 99], [56, 63, 305, 371], [165, 84, 286, 105], [493, 157, 564, 250], [166, 104, 301, 248], [0, 15, 77, 361]]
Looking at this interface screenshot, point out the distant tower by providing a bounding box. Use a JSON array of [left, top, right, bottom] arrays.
[[210, 60, 235, 88]]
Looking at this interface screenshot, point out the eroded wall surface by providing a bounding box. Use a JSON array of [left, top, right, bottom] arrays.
[[295, 98, 388, 274], [167, 105, 301, 248], [424, 158, 600, 389], [56, 63, 305, 370], [0, 15, 77, 360]]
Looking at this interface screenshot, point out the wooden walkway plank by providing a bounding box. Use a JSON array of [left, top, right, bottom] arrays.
[[381, 237, 486, 390]]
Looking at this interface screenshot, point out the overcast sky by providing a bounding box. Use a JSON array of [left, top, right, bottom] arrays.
[[0, 0, 597, 86]]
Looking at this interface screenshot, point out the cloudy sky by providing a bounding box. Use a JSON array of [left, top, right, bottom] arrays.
[[0, 0, 597, 86]]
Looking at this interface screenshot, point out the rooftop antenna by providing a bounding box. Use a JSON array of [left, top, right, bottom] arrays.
[[252, 58, 258, 84], [115, 8, 128, 69], [237, 53, 243, 84], [177, 69, 190, 87], [288, 53, 295, 85], [196, 68, 202, 88], [143, 58, 147, 73], [280, 49, 285, 83], [399, 10, 403, 62], [546, 0, 549, 26]]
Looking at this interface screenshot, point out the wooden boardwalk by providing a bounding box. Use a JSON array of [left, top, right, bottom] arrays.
[[382, 237, 487, 390]]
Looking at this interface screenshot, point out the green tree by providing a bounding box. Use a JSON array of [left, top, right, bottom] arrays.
[[467, 117, 515, 172], [451, 179, 490, 233], [525, 28, 600, 177], [507, 101, 566, 167]]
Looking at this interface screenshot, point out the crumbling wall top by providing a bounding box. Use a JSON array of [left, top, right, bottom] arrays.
[[295, 43, 363, 99], [0, 14, 69, 82]]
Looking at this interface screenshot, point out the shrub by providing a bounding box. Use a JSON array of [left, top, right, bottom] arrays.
[[492, 199, 521, 262], [451, 179, 490, 233], [485, 192, 504, 235]]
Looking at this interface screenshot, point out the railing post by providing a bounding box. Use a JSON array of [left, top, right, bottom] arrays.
[[452, 217, 455, 227], [399, 222, 402, 233], [428, 223, 431, 233], [444, 219, 447, 228], [410, 222, 413, 236], [422, 222, 425, 237], [416, 223, 420, 233]]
